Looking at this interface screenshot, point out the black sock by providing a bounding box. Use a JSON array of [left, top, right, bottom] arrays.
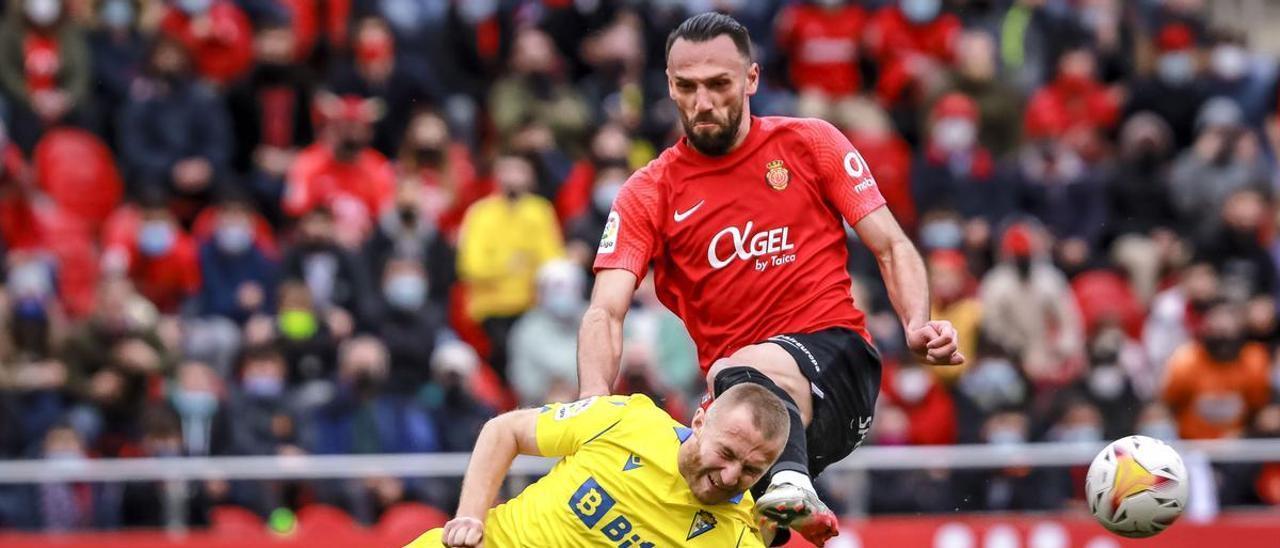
[[712, 366, 809, 495]]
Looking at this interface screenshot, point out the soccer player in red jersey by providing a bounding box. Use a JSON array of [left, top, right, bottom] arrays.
[[575, 13, 964, 547]]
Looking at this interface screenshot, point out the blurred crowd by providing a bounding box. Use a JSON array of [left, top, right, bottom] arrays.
[[1, 0, 1280, 531]]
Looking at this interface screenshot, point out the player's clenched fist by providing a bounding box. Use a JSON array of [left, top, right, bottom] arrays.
[[442, 516, 485, 547], [907, 320, 965, 366]]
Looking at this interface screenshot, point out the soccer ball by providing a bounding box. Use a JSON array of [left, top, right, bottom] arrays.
[[1085, 435, 1189, 538]]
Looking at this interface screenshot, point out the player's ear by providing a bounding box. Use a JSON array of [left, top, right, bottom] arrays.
[[691, 407, 706, 433], [745, 62, 759, 96]]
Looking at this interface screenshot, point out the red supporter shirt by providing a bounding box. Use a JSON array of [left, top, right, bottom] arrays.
[[160, 2, 253, 84], [284, 142, 395, 245], [594, 116, 883, 370], [775, 4, 868, 96]]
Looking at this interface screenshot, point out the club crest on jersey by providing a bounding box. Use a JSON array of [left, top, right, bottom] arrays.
[[687, 510, 717, 540], [765, 159, 789, 190]]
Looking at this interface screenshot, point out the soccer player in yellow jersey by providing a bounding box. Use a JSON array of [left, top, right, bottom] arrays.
[[406, 383, 790, 547]]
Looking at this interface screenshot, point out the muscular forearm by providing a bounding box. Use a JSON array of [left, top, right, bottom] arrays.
[[454, 416, 520, 520], [576, 306, 623, 398], [876, 237, 931, 331]]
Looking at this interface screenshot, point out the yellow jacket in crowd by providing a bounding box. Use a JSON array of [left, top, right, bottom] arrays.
[[458, 193, 565, 320]]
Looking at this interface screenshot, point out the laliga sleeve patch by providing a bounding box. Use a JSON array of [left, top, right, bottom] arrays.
[[597, 211, 620, 254], [556, 396, 599, 421]]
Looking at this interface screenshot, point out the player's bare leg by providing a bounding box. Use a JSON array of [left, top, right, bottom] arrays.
[[707, 344, 839, 546]]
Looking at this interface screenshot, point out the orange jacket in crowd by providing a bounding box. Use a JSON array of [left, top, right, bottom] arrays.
[[1161, 341, 1271, 440]]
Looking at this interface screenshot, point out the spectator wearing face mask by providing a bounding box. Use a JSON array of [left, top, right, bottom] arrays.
[[328, 16, 443, 156], [226, 345, 296, 456], [1204, 30, 1274, 130], [1023, 44, 1120, 160], [25, 424, 103, 530], [158, 0, 253, 84], [621, 274, 699, 400], [565, 165, 626, 269], [457, 153, 564, 382], [1106, 113, 1178, 303], [165, 360, 232, 457], [555, 123, 632, 226], [1134, 402, 1180, 442], [0, 0, 91, 150], [865, 405, 957, 514], [88, 0, 146, 149], [774, 0, 869, 126], [1125, 23, 1209, 148], [883, 361, 958, 445], [284, 92, 395, 248], [270, 280, 338, 385], [393, 110, 480, 239], [1043, 400, 1106, 505], [1194, 189, 1277, 301], [222, 344, 302, 515], [59, 277, 167, 389], [955, 408, 1069, 511], [422, 340, 494, 453], [488, 27, 590, 156], [0, 259, 72, 451], [309, 336, 440, 455], [1046, 325, 1145, 440], [375, 258, 442, 394], [864, 0, 962, 110], [912, 92, 1011, 224], [1170, 98, 1270, 238], [117, 36, 232, 223], [933, 29, 1023, 157], [280, 205, 378, 336], [507, 260, 584, 406], [1014, 105, 1108, 249], [1162, 298, 1271, 440], [1143, 259, 1220, 376], [227, 21, 315, 225], [117, 195, 201, 314], [195, 194, 278, 323], [979, 223, 1085, 385], [363, 180, 455, 310]]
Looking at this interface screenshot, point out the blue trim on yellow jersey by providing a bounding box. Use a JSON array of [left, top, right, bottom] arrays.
[[674, 426, 693, 443], [585, 419, 622, 445], [728, 492, 743, 504]]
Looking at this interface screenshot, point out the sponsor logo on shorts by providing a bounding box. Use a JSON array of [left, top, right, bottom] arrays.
[[768, 335, 820, 373], [569, 478, 655, 548], [598, 211, 620, 254]]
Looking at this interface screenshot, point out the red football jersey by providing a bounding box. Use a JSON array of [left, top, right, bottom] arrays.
[[774, 4, 868, 96], [595, 116, 884, 370]]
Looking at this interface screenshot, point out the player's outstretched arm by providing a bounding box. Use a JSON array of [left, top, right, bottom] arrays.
[[576, 269, 638, 398], [854, 207, 965, 366], [445, 409, 542, 546]]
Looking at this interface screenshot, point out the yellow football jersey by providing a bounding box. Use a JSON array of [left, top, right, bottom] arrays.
[[407, 394, 765, 548]]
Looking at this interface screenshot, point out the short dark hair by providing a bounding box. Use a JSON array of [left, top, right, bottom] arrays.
[[665, 12, 752, 61], [712, 383, 789, 442]]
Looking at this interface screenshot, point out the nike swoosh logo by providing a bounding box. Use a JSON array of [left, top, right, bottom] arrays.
[[673, 200, 704, 222]]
